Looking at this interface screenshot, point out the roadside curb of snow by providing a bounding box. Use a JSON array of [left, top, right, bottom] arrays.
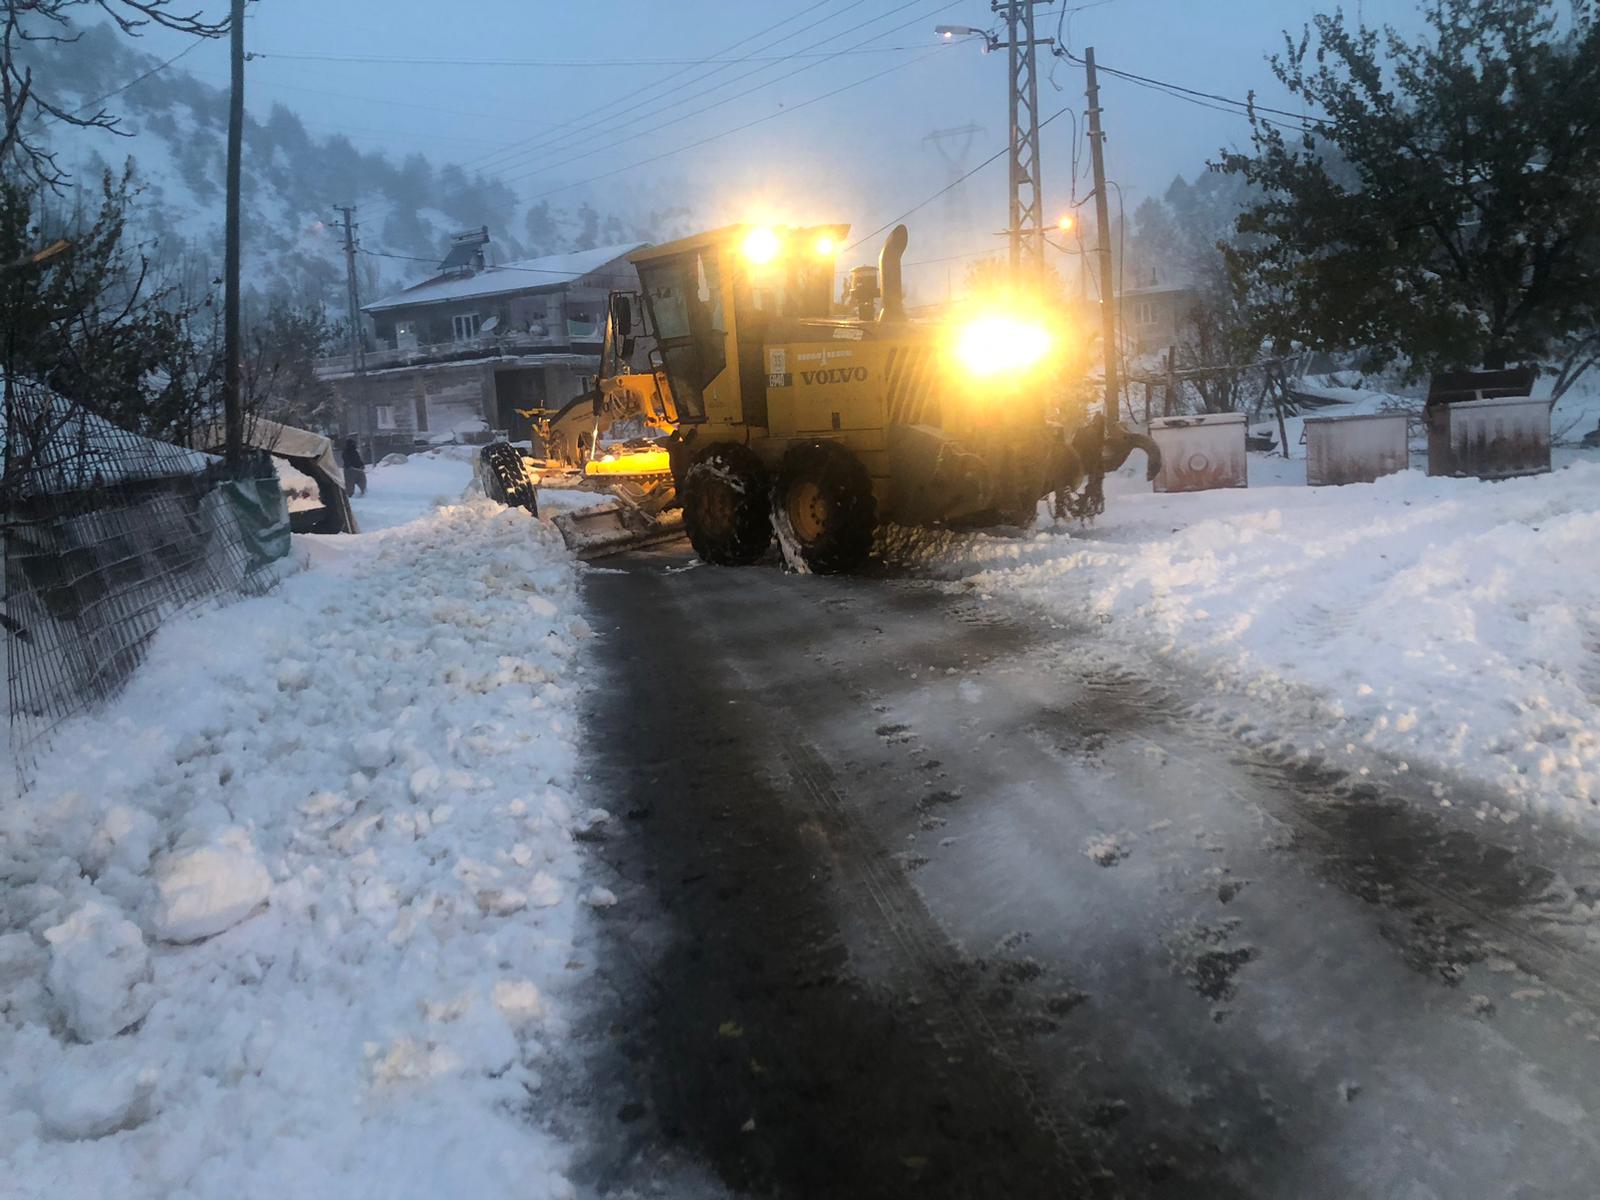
[[1, 499, 604, 1199], [924, 466, 1600, 834]]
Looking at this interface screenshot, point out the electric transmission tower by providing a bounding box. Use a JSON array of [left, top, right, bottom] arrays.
[[922, 123, 985, 235], [999, 0, 1053, 280], [942, 4, 1056, 281]]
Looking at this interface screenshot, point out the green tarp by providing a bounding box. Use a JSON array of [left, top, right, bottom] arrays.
[[221, 476, 291, 568]]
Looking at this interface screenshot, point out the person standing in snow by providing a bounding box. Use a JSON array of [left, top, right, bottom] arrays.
[[342, 437, 367, 497]]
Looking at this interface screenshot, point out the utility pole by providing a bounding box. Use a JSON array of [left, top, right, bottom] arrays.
[[223, 0, 245, 466], [937, 6, 1053, 284], [1083, 46, 1120, 421], [997, 0, 1051, 282], [334, 205, 364, 373]]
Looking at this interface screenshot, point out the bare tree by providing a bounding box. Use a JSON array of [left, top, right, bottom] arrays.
[[1, 1, 226, 189]]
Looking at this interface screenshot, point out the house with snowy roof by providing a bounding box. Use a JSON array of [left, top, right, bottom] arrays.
[[319, 230, 646, 454]]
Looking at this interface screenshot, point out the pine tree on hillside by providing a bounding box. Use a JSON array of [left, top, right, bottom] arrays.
[[1, 1, 225, 187]]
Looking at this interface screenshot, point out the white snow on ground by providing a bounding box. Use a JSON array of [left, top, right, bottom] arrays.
[[892, 440, 1600, 829], [1, 456, 603, 1199], [537, 485, 617, 516], [352, 447, 479, 532], [353, 447, 611, 532]]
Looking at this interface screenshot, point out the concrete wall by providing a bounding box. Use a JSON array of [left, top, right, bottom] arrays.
[[335, 357, 600, 458], [333, 361, 495, 458]]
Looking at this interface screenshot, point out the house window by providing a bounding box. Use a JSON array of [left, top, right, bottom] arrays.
[[565, 301, 599, 340], [414, 391, 430, 432], [1132, 301, 1158, 327], [374, 404, 396, 430], [452, 313, 481, 341]]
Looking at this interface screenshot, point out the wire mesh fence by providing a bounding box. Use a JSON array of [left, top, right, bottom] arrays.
[[3, 377, 289, 784]]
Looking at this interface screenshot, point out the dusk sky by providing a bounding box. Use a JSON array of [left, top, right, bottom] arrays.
[[132, 1, 1429, 287]]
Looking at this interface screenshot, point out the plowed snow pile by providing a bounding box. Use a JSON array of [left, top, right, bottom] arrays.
[[935, 463, 1600, 826], [1, 487, 602, 1199]]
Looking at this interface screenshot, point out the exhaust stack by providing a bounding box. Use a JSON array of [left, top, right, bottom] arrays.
[[877, 224, 908, 323]]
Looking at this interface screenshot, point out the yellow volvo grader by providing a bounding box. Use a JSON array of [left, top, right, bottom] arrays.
[[478, 221, 1158, 573]]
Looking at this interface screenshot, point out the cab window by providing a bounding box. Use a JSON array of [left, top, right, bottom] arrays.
[[637, 250, 729, 421]]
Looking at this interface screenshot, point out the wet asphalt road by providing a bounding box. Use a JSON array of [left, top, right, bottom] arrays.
[[567, 540, 1600, 1200]]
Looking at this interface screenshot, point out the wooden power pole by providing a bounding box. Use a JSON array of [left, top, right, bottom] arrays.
[[1083, 46, 1120, 421], [223, 0, 245, 466], [334, 205, 364, 373]]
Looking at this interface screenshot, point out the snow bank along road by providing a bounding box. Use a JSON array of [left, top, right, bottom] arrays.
[[1, 461, 609, 1199], [893, 460, 1600, 833], [578, 530, 1600, 1198]]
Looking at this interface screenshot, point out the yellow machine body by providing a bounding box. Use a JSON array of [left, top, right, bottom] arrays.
[[507, 220, 1151, 564], [627, 223, 1065, 527]]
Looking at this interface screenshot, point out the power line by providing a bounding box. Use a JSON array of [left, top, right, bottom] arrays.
[[251, 45, 936, 68], [1054, 48, 1328, 132], [456, 0, 851, 176], [188, 68, 510, 122], [353, 0, 956, 204], [1053, 0, 1119, 58], [488, 0, 967, 185], [846, 102, 1076, 253], [518, 44, 952, 200], [904, 245, 1004, 266], [57, 37, 208, 123]]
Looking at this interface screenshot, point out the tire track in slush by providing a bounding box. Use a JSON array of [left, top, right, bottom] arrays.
[[1055, 663, 1600, 1020], [721, 651, 1108, 1195]]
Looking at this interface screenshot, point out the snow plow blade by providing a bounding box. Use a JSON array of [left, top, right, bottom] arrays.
[[552, 502, 684, 560]]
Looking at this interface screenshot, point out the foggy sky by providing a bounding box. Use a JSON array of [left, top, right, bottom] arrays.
[[132, 1, 1428, 289]]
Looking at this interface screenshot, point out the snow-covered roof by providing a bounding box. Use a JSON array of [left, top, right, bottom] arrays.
[[2, 376, 217, 497], [364, 243, 646, 314], [1117, 280, 1198, 299]]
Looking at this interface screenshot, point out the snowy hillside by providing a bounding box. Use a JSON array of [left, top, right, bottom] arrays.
[[18, 22, 700, 309]]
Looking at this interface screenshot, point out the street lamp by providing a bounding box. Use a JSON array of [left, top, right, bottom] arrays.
[[935, 24, 996, 49]]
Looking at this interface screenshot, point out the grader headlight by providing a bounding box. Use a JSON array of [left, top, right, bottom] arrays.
[[741, 227, 783, 265], [953, 315, 1053, 378]]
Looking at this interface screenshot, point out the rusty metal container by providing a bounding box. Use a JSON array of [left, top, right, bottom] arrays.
[[1304, 412, 1410, 486], [1148, 412, 1247, 493], [1425, 394, 1554, 479], [1424, 368, 1552, 479]]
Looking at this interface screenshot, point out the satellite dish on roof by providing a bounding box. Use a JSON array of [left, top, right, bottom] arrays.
[[480, 315, 500, 335]]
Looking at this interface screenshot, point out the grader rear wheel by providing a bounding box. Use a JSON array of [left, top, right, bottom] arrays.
[[681, 443, 772, 565], [772, 440, 876, 575]]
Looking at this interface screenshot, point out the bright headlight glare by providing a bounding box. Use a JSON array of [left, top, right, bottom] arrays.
[[813, 234, 837, 256], [954, 317, 1053, 376], [742, 227, 782, 264]]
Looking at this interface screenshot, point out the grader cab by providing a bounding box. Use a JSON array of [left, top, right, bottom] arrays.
[[484, 220, 1157, 572]]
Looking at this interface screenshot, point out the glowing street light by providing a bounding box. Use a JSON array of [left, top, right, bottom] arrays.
[[935, 24, 994, 48], [741, 227, 782, 265]]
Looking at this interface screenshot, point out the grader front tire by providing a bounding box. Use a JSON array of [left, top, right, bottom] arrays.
[[480, 442, 539, 515], [681, 443, 773, 566], [772, 440, 876, 575]]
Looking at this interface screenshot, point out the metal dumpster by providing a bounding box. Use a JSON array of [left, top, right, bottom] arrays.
[[1149, 412, 1247, 493], [1304, 412, 1410, 486], [1425, 368, 1552, 479]]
